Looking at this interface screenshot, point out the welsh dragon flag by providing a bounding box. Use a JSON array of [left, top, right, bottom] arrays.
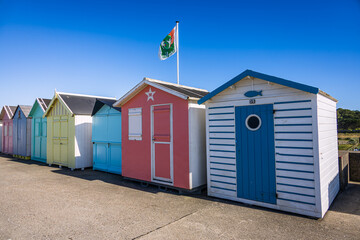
[[159, 26, 177, 60]]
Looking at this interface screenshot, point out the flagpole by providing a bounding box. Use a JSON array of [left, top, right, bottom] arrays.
[[176, 21, 179, 85]]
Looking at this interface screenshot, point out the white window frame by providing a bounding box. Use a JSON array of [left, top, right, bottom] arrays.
[[128, 108, 142, 140]]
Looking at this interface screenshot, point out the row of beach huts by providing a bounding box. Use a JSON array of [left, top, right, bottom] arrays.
[[0, 70, 340, 218]]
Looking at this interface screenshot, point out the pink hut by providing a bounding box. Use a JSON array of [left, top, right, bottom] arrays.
[[113, 78, 209, 191], [0, 106, 16, 155]]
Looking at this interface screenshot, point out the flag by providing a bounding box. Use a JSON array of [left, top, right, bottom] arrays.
[[159, 26, 177, 60]]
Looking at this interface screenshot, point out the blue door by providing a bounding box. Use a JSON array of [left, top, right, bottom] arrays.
[[235, 104, 276, 204]]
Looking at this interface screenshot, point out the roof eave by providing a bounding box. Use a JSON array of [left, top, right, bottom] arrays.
[[198, 70, 320, 104]]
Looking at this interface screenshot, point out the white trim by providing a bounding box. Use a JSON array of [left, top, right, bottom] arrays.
[[55, 91, 116, 100], [146, 78, 208, 92], [245, 114, 262, 131], [311, 94, 324, 216], [151, 103, 174, 185]]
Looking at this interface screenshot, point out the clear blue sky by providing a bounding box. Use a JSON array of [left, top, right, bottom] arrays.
[[0, 0, 359, 109]]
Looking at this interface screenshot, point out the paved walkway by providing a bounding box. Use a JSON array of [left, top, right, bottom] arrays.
[[0, 155, 359, 239]]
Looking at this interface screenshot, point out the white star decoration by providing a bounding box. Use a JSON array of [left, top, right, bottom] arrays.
[[145, 88, 156, 101]]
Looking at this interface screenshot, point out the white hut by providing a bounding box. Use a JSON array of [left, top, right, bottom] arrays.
[[198, 70, 339, 218]]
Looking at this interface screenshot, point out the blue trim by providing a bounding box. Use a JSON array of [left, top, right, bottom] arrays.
[[209, 112, 234, 115], [275, 139, 313, 142], [277, 183, 315, 189], [275, 108, 311, 112], [209, 119, 234, 121], [210, 149, 235, 153], [275, 124, 312, 126], [277, 190, 315, 198], [275, 116, 312, 119], [274, 100, 311, 105], [276, 168, 314, 174], [276, 161, 314, 165], [277, 175, 314, 181], [211, 186, 236, 192], [210, 161, 235, 166], [209, 125, 235, 127], [210, 173, 236, 179], [209, 131, 235, 134], [275, 131, 312, 134], [209, 137, 235, 140], [275, 146, 313, 149], [210, 155, 236, 159], [276, 153, 313, 158], [211, 180, 236, 185], [210, 143, 235, 146], [277, 198, 315, 206], [209, 106, 234, 109], [210, 167, 236, 172], [198, 70, 319, 104]]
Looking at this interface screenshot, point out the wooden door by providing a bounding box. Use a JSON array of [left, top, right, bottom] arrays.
[[235, 104, 276, 204], [151, 104, 173, 184], [52, 116, 68, 166]]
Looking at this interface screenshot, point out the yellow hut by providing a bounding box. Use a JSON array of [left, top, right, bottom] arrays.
[[44, 91, 115, 170]]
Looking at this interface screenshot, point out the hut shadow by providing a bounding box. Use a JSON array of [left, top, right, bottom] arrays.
[[329, 181, 360, 216], [51, 168, 184, 195], [50, 168, 320, 219], [7, 157, 48, 167]]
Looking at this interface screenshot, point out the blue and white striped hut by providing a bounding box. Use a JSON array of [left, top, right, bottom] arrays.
[[198, 70, 339, 218]]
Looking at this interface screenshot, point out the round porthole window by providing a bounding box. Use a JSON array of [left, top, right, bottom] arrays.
[[245, 114, 261, 131]]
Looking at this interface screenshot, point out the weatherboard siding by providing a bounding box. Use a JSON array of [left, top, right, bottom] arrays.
[[75, 115, 93, 169], [206, 77, 322, 216], [316, 94, 339, 217]]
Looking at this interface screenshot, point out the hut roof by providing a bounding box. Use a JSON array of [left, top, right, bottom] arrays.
[[198, 70, 337, 104], [44, 92, 116, 116], [114, 78, 209, 107], [91, 99, 121, 116], [0, 105, 17, 120]]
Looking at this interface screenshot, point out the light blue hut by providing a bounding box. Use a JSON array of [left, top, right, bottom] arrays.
[[92, 99, 122, 174], [28, 98, 51, 162], [12, 105, 32, 159]]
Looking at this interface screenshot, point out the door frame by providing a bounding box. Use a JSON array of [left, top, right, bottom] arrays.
[[150, 103, 174, 185]]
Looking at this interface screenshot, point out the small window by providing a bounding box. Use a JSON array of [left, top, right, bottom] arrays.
[[245, 114, 261, 131], [4, 125, 7, 136], [9, 125, 12, 136], [129, 108, 142, 140]]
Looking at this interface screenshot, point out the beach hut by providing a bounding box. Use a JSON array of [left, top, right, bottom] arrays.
[[198, 70, 339, 218], [28, 98, 51, 162], [12, 105, 32, 159], [43, 92, 115, 170], [91, 99, 122, 174], [113, 78, 209, 191], [0, 106, 17, 155]]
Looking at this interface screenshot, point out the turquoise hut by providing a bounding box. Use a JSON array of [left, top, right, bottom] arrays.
[[29, 98, 51, 162], [92, 99, 122, 174]]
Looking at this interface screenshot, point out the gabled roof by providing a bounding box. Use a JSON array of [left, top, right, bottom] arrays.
[[44, 91, 116, 117], [198, 70, 336, 104], [29, 98, 52, 117], [113, 78, 209, 107], [12, 105, 32, 119], [92, 99, 121, 116], [0, 105, 17, 120]]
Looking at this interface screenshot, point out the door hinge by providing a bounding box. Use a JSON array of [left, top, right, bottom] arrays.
[[276, 193, 278, 198], [273, 110, 276, 114]]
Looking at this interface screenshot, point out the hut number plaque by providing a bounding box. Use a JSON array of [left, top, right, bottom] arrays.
[[249, 99, 256, 104]]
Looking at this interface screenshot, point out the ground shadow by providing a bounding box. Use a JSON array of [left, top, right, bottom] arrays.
[[50, 167, 316, 220], [6, 157, 48, 167], [329, 182, 360, 216]]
